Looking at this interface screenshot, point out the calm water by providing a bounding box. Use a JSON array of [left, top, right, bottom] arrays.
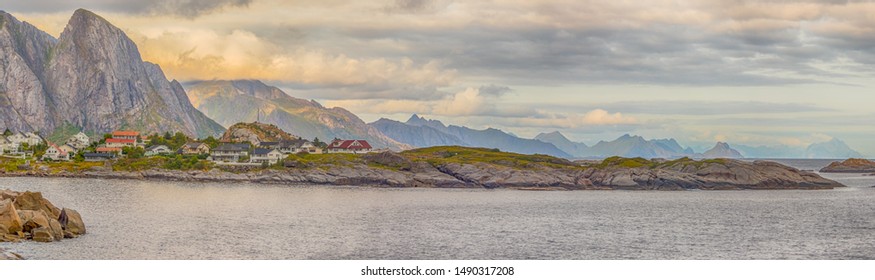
[[1, 159, 873, 260]]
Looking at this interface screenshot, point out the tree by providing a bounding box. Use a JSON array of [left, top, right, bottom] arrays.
[[313, 137, 326, 148], [201, 136, 220, 149], [2, 129, 11, 136], [122, 146, 145, 159]]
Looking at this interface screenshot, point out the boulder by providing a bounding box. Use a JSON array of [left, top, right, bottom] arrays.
[[13, 191, 61, 220], [62, 208, 86, 236], [18, 210, 51, 233], [0, 199, 23, 234], [31, 227, 54, 242]]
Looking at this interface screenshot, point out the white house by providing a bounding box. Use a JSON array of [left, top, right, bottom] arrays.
[[326, 139, 373, 154], [278, 139, 322, 154], [250, 148, 284, 165], [145, 145, 172, 156], [8, 132, 43, 146], [43, 143, 71, 161], [66, 132, 91, 150]]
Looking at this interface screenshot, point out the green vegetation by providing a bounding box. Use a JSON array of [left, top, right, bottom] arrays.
[[0, 156, 27, 172], [47, 122, 80, 144], [593, 156, 729, 169], [146, 132, 192, 150], [400, 146, 577, 169], [111, 154, 213, 172]]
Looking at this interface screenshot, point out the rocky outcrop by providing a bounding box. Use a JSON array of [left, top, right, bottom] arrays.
[[0, 190, 85, 243], [219, 122, 300, 144], [585, 159, 842, 190], [819, 158, 875, 173], [0, 9, 223, 138]]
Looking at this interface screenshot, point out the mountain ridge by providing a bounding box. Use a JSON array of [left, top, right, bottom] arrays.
[[185, 79, 409, 150]]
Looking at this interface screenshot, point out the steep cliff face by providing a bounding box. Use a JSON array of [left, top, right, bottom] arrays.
[[0, 11, 57, 132], [0, 9, 223, 138], [186, 79, 409, 150]]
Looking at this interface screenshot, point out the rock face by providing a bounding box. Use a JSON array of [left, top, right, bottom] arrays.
[[0, 190, 86, 243], [220, 122, 301, 144], [186, 80, 408, 149], [585, 158, 842, 190], [701, 142, 744, 159], [0, 9, 223, 138], [819, 158, 875, 173]]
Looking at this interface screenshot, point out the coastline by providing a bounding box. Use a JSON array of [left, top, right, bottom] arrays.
[[0, 153, 846, 190]]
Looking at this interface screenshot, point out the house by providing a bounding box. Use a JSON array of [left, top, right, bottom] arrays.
[[250, 148, 284, 165], [96, 147, 122, 154], [278, 139, 322, 154], [178, 142, 210, 155], [42, 143, 71, 161], [84, 153, 116, 161], [259, 142, 280, 149], [8, 132, 43, 146], [112, 131, 139, 141], [59, 144, 77, 154], [145, 145, 172, 156], [326, 139, 373, 154], [66, 132, 91, 150], [105, 138, 136, 148], [211, 143, 251, 162]]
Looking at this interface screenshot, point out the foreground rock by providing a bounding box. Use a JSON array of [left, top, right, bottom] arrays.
[[819, 158, 875, 173], [0, 190, 86, 243], [0, 248, 23, 260]]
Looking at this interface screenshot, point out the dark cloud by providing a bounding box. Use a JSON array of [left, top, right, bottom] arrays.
[[3, 0, 251, 18], [478, 85, 512, 96]]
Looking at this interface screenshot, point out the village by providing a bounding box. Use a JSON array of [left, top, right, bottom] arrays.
[[0, 123, 377, 168]]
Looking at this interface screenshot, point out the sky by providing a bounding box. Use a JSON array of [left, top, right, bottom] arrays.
[[6, 0, 875, 155]]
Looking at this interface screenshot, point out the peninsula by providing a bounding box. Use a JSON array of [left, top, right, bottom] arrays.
[[1, 146, 844, 190]]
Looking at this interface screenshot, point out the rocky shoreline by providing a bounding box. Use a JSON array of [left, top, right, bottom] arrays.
[[0, 153, 845, 190], [820, 159, 875, 173]]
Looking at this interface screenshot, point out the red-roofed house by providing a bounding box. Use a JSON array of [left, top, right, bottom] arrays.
[[96, 147, 122, 154], [112, 131, 140, 141], [326, 139, 373, 154], [105, 138, 137, 148]]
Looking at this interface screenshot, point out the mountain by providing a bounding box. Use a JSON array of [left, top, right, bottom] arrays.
[[371, 115, 572, 158], [0, 9, 223, 138], [534, 131, 589, 157], [370, 118, 465, 147], [732, 138, 864, 159], [583, 134, 690, 159], [702, 142, 744, 158], [805, 138, 864, 159], [185, 80, 408, 150]]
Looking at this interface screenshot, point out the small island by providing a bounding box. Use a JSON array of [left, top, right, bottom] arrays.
[[819, 158, 875, 173]]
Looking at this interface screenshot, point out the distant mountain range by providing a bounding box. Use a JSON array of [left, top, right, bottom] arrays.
[[535, 132, 702, 159], [733, 138, 864, 159], [535, 131, 863, 159], [185, 80, 408, 150], [0, 9, 223, 139], [371, 115, 572, 158]]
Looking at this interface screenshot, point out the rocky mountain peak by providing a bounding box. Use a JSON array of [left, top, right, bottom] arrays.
[[703, 142, 744, 158]]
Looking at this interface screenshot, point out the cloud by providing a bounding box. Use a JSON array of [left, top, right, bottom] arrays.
[[3, 0, 251, 18], [324, 87, 535, 117], [128, 28, 456, 93]]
